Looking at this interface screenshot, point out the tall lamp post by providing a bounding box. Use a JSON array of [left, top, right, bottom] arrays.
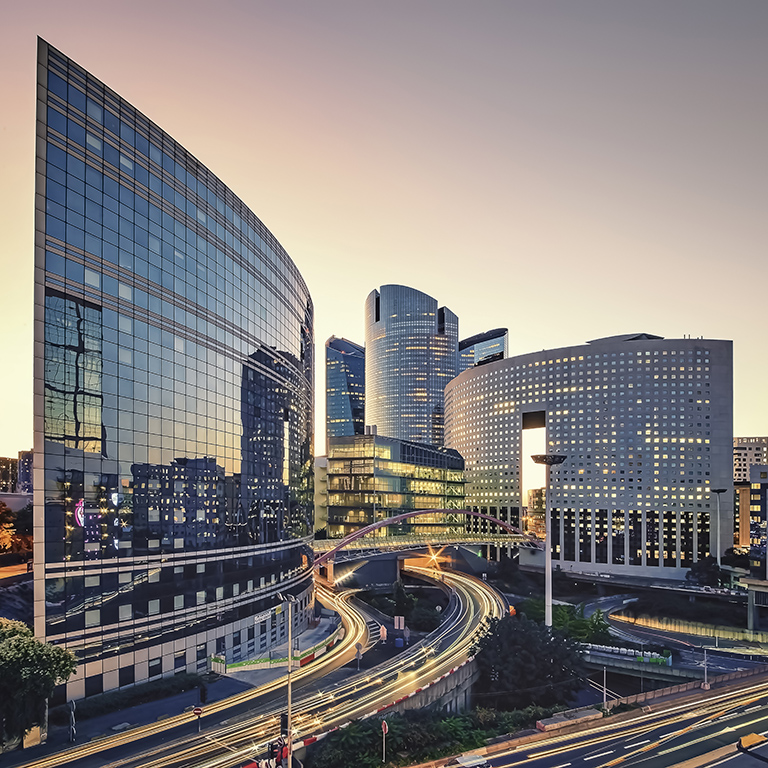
[[532, 453, 568, 628], [709, 488, 727, 569], [278, 593, 297, 768]]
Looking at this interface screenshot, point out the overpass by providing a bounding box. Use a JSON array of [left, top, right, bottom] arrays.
[[313, 508, 539, 567]]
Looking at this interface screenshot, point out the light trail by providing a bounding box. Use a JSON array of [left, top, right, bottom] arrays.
[[95, 567, 505, 768]]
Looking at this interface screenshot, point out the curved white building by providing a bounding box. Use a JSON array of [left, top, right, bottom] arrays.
[[444, 333, 733, 580]]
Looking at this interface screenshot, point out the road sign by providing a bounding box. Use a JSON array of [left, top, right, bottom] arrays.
[[355, 642, 362, 651], [381, 720, 388, 734], [193, 707, 203, 716]]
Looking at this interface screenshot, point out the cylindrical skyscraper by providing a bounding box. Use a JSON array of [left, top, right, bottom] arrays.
[[365, 285, 458, 447]]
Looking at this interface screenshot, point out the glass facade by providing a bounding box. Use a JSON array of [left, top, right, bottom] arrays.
[[459, 328, 508, 372], [326, 435, 465, 538], [33, 40, 314, 700], [365, 285, 458, 447], [325, 336, 365, 449]]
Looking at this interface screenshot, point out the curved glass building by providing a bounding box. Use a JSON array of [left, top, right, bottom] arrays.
[[445, 333, 733, 580], [33, 40, 314, 700], [365, 285, 458, 447]]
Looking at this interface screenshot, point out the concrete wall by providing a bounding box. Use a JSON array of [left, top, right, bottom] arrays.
[[613, 612, 768, 644]]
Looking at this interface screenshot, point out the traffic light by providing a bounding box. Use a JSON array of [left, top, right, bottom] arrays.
[[280, 713, 288, 736]]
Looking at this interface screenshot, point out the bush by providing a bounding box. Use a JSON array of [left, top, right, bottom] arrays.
[[306, 707, 553, 768], [49, 672, 205, 726]]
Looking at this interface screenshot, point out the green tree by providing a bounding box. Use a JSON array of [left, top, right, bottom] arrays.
[[0, 619, 76, 746], [584, 609, 612, 643], [686, 556, 727, 587], [472, 614, 584, 710]]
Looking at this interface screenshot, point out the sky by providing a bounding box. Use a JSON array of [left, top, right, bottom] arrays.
[[0, 0, 766, 457]]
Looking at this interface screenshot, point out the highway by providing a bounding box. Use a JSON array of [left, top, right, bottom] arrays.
[[17, 567, 503, 768], [103, 567, 504, 768], [482, 678, 768, 768], [12, 582, 367, 768]]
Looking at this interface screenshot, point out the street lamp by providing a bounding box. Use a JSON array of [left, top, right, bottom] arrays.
[[531, 453, 567, 628], [277, 592, 298, 768], [709, 488, 727, 569]]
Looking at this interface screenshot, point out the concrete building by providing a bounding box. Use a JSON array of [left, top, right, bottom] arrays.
[[734, 437, 768, 483], [445, 333, 733, 581], [17, 451, 33, 494], [365, 284, 458, 447], [0, 457, 18, 493], [34, 41, 314, 700]]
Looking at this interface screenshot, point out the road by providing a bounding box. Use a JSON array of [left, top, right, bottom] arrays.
[[582, 595, 766, 677], [482, 678, 768, 768], [99, 567, 504, 768], [16, 567, 503, 768]]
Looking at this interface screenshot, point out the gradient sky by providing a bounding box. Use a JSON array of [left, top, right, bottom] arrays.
[[1, 1, 766, 457]]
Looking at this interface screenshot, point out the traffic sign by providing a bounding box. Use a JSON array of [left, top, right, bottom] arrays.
[[193, 707, 203, 716], [382, 720, 388, 734]]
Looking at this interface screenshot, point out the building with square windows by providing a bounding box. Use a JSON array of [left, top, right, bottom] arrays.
[[34, 40, 314, 700], [444, 333, 733, 581]]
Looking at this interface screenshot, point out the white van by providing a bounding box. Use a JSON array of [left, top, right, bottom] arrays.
[[452, 756, 490, 768]]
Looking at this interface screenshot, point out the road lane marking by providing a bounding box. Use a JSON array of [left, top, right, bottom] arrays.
[[624, 740, 650, 748], [585, 751, 613, 760]]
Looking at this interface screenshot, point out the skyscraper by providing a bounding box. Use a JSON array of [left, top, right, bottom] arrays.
[[459, 328, 508, 372], [34, 40, 314, 700], [365, 285, 458, 447], [445, 333, 734, 580], [325, 336, 365, 448]]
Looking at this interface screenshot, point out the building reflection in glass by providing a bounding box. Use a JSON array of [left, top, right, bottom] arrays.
[[34, 40, 314, 701]]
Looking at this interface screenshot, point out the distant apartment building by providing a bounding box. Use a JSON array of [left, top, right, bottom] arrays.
[[459, 328, 508, 372], [17, 451, 33, 494], [445, 333, 733, 581], [325, 336, 365, 449], [0, 457, 18, 493], [734, 437, 768, 483], [735, 480, 751, 548], [365, 285, 458, 447], [326, 433, 465, 539], [748, 465, 768, 551]]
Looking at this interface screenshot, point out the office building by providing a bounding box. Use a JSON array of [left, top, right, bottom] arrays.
[[734, 437, 768, 483], [34, 40, 314, 700], [325, 336, 365, 449], [17, 451, 34, 494], [445, 333, 733, 580], [365, 284, 458, 447], [326, 433, 465, 539], [0, 457, 18, 493], [459, 328, 508, 372]]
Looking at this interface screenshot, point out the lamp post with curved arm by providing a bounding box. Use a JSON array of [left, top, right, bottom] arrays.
[[532, 453, 567, 628]]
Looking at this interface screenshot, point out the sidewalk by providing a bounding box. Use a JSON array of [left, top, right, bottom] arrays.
[[6, 619, 346, 766], [228, 616, 343, 687]]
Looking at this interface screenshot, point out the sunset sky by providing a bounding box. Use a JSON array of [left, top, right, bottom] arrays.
[[0, 1, 766, 457]]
